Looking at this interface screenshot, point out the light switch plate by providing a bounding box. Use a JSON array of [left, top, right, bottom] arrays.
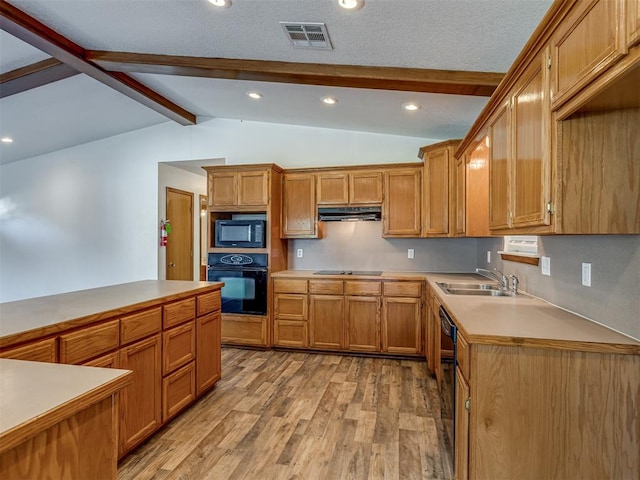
[[296, 248, 303, 258], [541, 256, 551, 276], [408, 248, 415, 259], [582, 262, 591, 287]]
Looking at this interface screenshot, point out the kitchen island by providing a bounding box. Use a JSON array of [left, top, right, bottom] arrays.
[[0, 359, 132, 479], [0, 280, 224, 459]]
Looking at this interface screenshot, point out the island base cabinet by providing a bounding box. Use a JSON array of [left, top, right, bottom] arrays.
[[118, 334, 162, 458], [163, 362, 196, 422], [196, 311, 221, 396], [0, 396, 117, 480]]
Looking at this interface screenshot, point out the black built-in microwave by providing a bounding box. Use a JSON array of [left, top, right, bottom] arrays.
[[214, 219, 266, 248]]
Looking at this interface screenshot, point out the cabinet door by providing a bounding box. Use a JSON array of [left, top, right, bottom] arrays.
[[488, 100, 511, 230], [345, 296, 380, 352], [425, 148, 451, 236], [119, 334, 162, 457], [274, 320, 308, 348], [382, 297, 421, 355], [209, 172, 237, 207], [317, 173, 349, 205], [309, 295, 344, 350], [163, 320, 196, 375], [551, 0, 627, 109], [431, 296, 442, 387], [383, 169, 422, 237], [350, 171, 383, 204], [511, 49, 552, 229], [455, 368, 470, 480], [163, 362, 196, 422], [237, 171, 268, 206], [456, 157, 466, 236], [275, 294, 308, 320], [196, 311, 221, 396], [282, 174, 318, 238], [465, 139, 490, 237]]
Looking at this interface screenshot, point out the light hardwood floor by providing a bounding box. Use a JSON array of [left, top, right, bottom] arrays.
[[118, 348, 453, 480]]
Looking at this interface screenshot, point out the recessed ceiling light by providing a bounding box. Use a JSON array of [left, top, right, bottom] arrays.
[[322, 96, 338, 105], [338, 0, 364, 11], [1, 137, 13, 143], [402, 102, 421, 111], [207, 0, 231, 8], [247, 91, 263, 100]]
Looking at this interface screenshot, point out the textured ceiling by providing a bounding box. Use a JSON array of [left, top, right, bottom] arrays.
[[0, 0, 554, 165]]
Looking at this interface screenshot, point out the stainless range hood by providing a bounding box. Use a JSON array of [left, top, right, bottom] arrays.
[[317, 206, 382, 222]]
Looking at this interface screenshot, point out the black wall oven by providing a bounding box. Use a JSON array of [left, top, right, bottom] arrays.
[[207, 253, 268, 315]]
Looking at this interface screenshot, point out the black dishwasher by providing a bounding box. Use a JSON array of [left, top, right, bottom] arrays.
[[439, 305, 457, 465]]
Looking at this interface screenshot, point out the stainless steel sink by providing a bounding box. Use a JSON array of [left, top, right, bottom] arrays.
[[436, 282, 528, 297], [436, 282, 500, 290]]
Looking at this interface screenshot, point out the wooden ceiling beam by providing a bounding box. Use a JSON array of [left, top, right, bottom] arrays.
[[87, 51, 504, 97], [0, 1, 196, 125], [0, 58, 78, 98]]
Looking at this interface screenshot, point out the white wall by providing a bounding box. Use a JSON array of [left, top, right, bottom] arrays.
[[0, 118, 435, 302]]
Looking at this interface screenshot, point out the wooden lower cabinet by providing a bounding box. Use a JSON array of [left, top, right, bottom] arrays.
[[196, 311, 221, 396], [274, 320, 308, 348], [455, 367, 470, 480], [163, 320, 195, 375], [221, 314, 268, 347], [118, 333, 162, 457], [274, 284, 309, 348], [309, 295, 344, 350], [0, 337, 57, 363], [457, 339, 640, 479], [345, 296, 381, 352], [163, 362, 196, 422], [382, 297, 421, 355], [83, 351, 119, 369]]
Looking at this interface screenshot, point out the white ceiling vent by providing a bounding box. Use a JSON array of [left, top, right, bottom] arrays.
[[280, 22, 333, 50]]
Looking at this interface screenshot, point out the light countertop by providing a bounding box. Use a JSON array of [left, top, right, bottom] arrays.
[[271, 270, 428, 281]]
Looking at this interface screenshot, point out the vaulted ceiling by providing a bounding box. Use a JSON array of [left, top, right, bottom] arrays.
[[0, 0, 553, 165]]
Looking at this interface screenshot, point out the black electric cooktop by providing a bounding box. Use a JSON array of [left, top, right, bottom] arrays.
[[314, 270, 383, 276]]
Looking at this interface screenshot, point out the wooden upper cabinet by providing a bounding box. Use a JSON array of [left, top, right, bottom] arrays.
[[551, 0, 627, 109], [456, 157, 466, 237], [464, 137, 490, 237], [511, 47, 552, 229], [317, 173, 349, 205], [207, 169, 269, 208], [488, 100, 511, 230], [281, 173, 318, 238], [317, 170, 383, 205], [629, 0, 640, 47], [382, 167, 422, 237], [420, 140, 460, 237]]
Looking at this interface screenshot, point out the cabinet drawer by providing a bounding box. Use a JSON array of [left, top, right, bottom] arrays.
[[163, 321, 196, 375], [120, 307, 162, 345], [163, 297, 196, 329], [274, 278, 308, 294], [309, 280, 344, 295], [383, 281, 423, 298], [274, 320, 308, 348], [0, 337, 57, 363], [197, 290, 221, 316], [60, 319, 119, 364], [162, 362, 196, 422], [83, 351, 119, 369], [275, 294, 308, 320], [457, 332, 470, 381], [345, 281, 382, 296]]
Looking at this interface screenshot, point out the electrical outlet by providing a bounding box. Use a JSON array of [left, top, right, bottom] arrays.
[[541, 256, 551, 276], [408, 248, 415, 259], [296, 248, 303, 258], [487, 251, 491, 263], [582, 263, 591, 287]]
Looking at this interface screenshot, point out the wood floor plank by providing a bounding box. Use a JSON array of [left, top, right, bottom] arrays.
[[117, 348, 452, 480]]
